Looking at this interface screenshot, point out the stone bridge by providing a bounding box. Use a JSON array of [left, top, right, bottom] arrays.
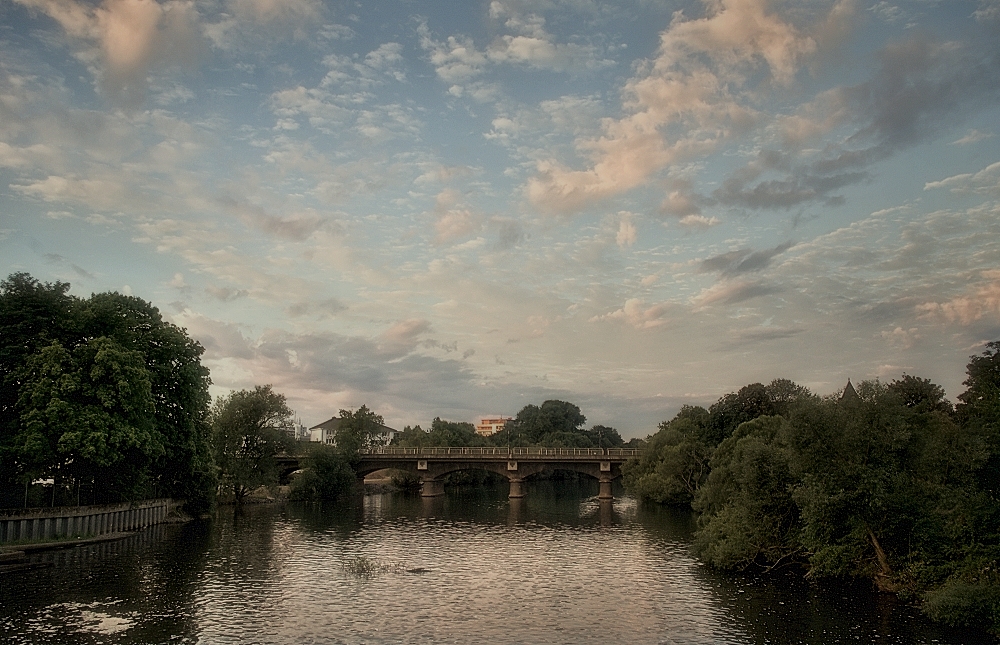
[[278, 447, 638, 499]]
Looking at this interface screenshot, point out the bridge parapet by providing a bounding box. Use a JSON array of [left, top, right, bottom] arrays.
[[361, 447, 637, 460]]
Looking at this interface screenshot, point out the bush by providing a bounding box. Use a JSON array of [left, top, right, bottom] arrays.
[[289, 445, 356, 501], [922, 580, 1000, 636]]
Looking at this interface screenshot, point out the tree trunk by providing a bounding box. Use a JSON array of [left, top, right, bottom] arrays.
[[865, 523, 895, 591]]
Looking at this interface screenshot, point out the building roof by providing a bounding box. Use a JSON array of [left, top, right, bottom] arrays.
[[309, 416, 397, 434], [839, 379, 860, 404]]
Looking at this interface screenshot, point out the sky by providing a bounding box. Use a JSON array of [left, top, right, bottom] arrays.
[[2, 0, 999, 437]]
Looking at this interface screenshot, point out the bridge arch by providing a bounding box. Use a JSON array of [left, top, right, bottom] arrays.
[[283, 447, 637, 500]]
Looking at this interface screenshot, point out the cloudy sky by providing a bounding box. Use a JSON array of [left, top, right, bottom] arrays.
[[2, 0, 999, 436]]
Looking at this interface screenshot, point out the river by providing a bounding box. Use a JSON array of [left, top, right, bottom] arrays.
[[0, 481, 989, 644]]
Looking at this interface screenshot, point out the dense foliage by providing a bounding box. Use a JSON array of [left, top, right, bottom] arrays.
[[391, 401, 625, 450], [288, 443, 357, 501], [209, 385, 295, 503], [624, 354, 1000, 636], [0, 273, 214, 511], [334, 405, 387, 458], [392, 417, 485, 448]]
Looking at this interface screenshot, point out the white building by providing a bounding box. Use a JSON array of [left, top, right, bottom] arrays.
[[309, 416, 399, 446], [284, 417, 310, 441]]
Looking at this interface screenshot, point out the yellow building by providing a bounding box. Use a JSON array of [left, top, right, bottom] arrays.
[[475, 416, 512, 437]]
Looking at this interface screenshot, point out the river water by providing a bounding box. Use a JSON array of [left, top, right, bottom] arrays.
[[0, 481, 989, 644]]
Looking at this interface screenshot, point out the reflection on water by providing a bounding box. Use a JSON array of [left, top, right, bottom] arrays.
[[0, 482, 988, 644]]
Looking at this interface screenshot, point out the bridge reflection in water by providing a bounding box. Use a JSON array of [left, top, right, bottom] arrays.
[[357, 447, 637, 500]]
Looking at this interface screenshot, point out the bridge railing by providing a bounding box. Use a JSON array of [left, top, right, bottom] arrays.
[[360, 447, 638, 458]]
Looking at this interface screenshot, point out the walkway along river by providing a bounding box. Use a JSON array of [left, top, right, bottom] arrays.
[[0, 481, 989, 644]]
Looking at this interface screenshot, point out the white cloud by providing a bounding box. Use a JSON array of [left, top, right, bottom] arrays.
[[950, 129, 993, 145], [174, 310, 255, 359], [691, 279, 780, 309], [525, 0, 834, 213], [12, 174, 127, 210], [880, 326, 920, 349], [615, 212, 636, 248], [678, 214, 720, 229], [590, 298, 669, 329], [202, 0, 324, 49], [417, 22, 488, 84], [16, 0, 204, 106], [917, 270, 1000, 326], [924, 161, 1000, 197]]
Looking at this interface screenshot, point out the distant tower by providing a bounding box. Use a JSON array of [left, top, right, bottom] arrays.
[[839, 378, 860, 404]]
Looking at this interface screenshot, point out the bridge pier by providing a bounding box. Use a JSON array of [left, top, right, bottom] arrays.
[[508, 478, 525, 499], [598, 478, 614, 501], [420, 478, 445, 498]]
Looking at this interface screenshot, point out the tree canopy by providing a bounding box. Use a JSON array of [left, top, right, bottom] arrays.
[[624, 357, 1000, 637], [493, 400, 623, 448], [1, 273, 214, 510], [209, 385, 294, 503], [334, 405, 387, 459]]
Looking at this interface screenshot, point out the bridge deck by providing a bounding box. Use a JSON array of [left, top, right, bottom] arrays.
[[360, 447, 637, 461]]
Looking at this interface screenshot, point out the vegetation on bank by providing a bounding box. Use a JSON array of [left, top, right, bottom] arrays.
[[1, 273, 632, 508], [0, 273, 215, 514], [623, 348, 1000, 636], [392, 400, 626, 450]]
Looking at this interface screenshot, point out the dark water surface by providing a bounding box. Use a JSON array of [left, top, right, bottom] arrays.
[[0, 482, 991, 644]]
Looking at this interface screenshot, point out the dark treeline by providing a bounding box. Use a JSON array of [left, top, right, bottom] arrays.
[[392, 399, 626, 449], [623, 350, 1000, 636], [0, 273, 397, 509]]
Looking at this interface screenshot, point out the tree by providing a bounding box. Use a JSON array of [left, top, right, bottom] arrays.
[[694, 416, 801, 571], [289, 443, 356, 501], [0, 274, 78, 492], [334, 405, 385, 459], [705, 383, 776, 446], [501, 400, 588, 446], [0, 274, 215, 511], [210, 385, 293, 503], [427, 418, 485, 447], [391, 425, 428, 447], [15, 338, 160, 500], [587, 425, 624, 449], [80, 292, 214, 511], [958, 341, 1000, 495], [622, 406, 712, 505], [925, 343, 1000, 635]]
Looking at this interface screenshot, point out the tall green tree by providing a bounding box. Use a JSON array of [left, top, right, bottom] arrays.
[[1, 274, 214, 510], [80, 292, 214, 510], [430, 418, 485, 446], [391, 425, 428, 447], [622, 406, 712, 505], [958, 341, 1000, 495], [694, 415, 801, 571], [334, 405, 385, 460], [501, 400, 589, 447], [923, 343, 1000, 635], [0, 274, 78, 491], [288, 443, 357, 501], [15, 338, 159, 499], [625, 381, 813, 507], [587, 425, 625, 449], [210, 385, 294, 503]]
